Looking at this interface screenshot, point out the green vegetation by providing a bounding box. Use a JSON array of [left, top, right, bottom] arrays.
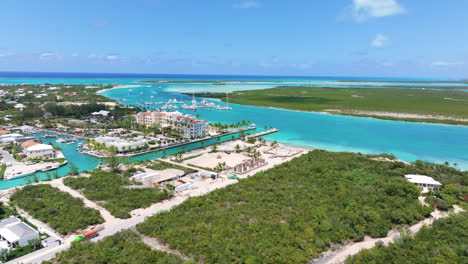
[[0, 202, 15, 219], [10, 185, 104, 235], [148, 160, 196, 174], [0, 163, 6, 180], [43, 230, 193, 264], [346, 212, 468, 264], [137, 150, 435, 263], [44, 103, 107, 118], [196, 86, 468, 125], [63, 170, 173, 218]]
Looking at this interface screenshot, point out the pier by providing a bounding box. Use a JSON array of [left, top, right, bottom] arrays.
[[247, 128, 279, 138]]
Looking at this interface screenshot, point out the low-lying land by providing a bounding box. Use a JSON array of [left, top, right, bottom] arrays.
[[63, 170, 173, 218], [10, 184, 104, 235], [194, 86, 468, 125], [137, 150, 437, 264], [346, 212, 468, 264], [43, 230, 193, 264]]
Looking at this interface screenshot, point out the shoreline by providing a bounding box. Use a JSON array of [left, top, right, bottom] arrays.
[[96, 84, 141, 94]]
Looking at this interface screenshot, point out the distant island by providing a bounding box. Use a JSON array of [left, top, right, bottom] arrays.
[[190, 86, 468, 126]]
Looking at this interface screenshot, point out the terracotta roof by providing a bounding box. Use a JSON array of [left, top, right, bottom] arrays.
[[21, 141, 39, 147], [0, 130, 11, 134]]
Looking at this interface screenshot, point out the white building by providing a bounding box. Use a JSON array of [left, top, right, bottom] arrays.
[[134, 111, 208, 139], [14, 103, 26, 111], [0, 216, 40, 248], [94, 136, 148, 152], [405, 174, 442, 193], [25, 144, 56, 159], [132, 171, 161, 183]]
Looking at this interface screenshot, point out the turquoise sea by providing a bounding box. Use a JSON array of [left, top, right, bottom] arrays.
[[0, 72, 467, 189]]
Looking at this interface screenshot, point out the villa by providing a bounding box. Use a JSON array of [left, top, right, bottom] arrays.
[[134, 111, 208, 139], [0, 216, 39, 248], [24, 144, 56, 159], [405, 174, 442, 193]]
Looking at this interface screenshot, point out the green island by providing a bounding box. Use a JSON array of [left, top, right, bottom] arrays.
[[63, 170, 173, 219], [43, 230, 194, 264], [193, 86, 468, 125], [10, 184, 104, 235], [346, 212, 468, 264], [135, 150, 467, 264]]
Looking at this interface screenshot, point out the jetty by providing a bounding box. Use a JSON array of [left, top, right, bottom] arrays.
[[247, 128, 279, 138]]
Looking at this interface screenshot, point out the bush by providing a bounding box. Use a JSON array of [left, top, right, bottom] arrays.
[[10, 185, 104, 235], [64, 170, 172, 218], [137, 150, 434, 263]]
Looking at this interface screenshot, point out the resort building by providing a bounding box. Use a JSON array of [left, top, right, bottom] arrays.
[[24, 144, 56, 159], [0, 216, 40, 248], [405, 174, 442, 193], [94, 136, 148, 152], [134, 111, 208, 139]]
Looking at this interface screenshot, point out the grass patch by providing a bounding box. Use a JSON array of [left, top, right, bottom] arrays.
[[10, 184, 104, 235], [137, 150, 437, 263], [64, 170, 173, 219]]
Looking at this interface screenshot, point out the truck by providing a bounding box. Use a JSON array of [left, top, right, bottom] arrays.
[[73, 227, 102, 242]]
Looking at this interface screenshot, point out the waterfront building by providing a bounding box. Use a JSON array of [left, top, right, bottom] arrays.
[[0, 133, 38, 145], [404, 174, 442, 193], [0, 216, 40, 248], [134, 111, 208, 139], [24, 144, 56, 159], [94, 136, 148, 152]]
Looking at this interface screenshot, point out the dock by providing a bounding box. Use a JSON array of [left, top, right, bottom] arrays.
[[247, 128, 279, 138]]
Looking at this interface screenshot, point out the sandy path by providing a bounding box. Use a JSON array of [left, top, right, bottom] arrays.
[[49, 178, 124, 228], [310, 203, 464, 264], [137, 230, 192, 261]]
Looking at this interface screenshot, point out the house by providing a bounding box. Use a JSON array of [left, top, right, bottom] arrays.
[[91, 110, 110, 117], [0, 133, 25, 145], [405, 174, 442, 193], [24, 144, 56, 159], [14, 103, 26, 111], [0, 130, 10, 135], [0, 216, 40, 248], [132, 171, 161, 183]]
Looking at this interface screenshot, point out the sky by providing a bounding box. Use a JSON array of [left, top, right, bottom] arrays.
[[0, 0, 467, 78]]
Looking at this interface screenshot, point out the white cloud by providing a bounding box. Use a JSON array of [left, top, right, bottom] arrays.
[[106, 55, 118, 60], [431, 61, 464, 67], [351, 0, 406, 21], [371, 34, 388, 47], [71, 53, 79, 57], [39, 52, 58, 59], [232, 1, 260, 9]]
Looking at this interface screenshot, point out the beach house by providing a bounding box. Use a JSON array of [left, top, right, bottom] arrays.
[[404, 174, 442, 192]]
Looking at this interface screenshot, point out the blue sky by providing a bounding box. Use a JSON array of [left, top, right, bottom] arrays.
[[0, 0, 467, 78]]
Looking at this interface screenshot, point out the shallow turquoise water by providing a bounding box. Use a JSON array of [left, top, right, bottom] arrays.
[[0, 131, 248, 189], [1, 75, 467, 189]]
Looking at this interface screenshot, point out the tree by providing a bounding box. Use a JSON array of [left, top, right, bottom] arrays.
[[235, 144, 241, 153], [68, 162, 79, 175], [45, 171, 53, 181], [107, 153, 122, 173], [28, 237, 41, 250], [211, 144, 217, 153]]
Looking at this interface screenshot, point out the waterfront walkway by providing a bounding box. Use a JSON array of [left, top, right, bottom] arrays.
[[247, 128, 279, 138]]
